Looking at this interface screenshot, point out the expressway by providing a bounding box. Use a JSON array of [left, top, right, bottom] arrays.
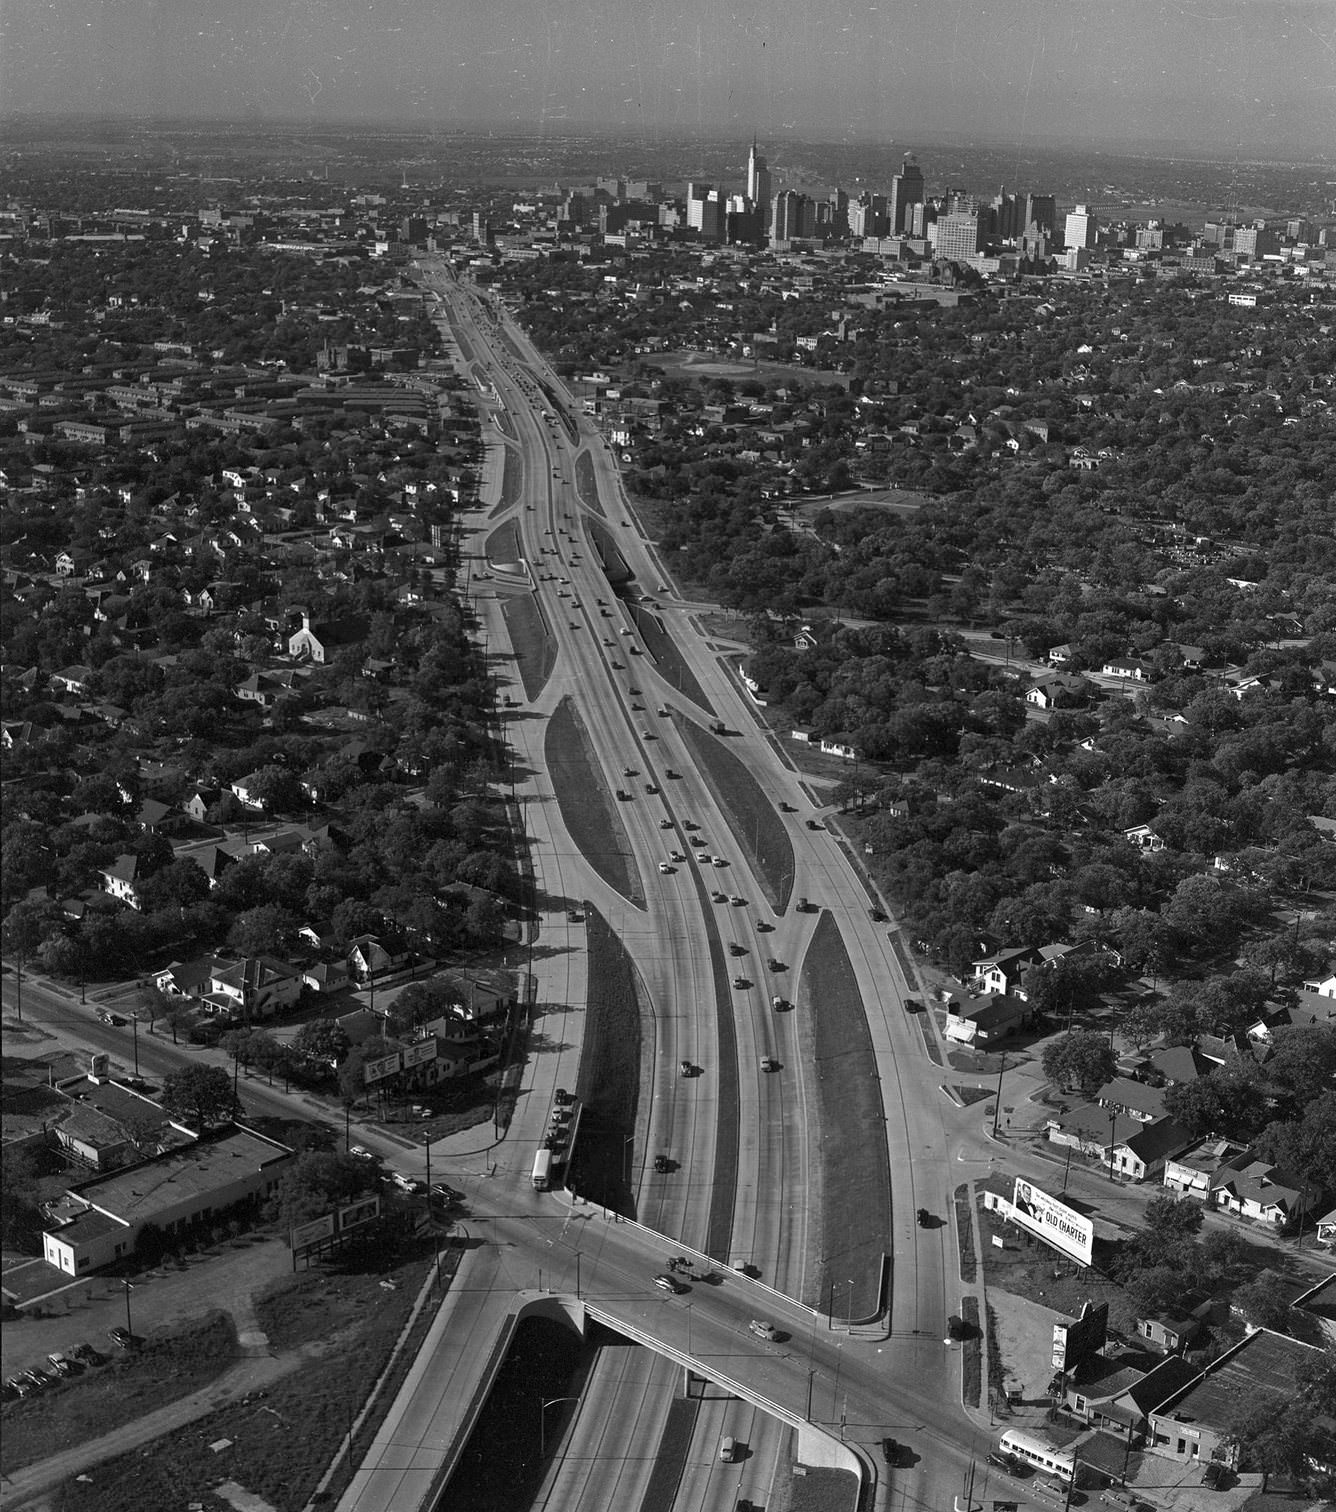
[[329, 257, 1000, 1512]]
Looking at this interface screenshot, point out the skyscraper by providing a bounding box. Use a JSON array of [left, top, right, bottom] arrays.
[[889, 154, 925, 235], [746, 139, 771, 223], [1064, 204, 1098, 250], [935, 210, 984, 262]]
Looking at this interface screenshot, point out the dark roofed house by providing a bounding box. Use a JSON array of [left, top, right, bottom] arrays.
[[98, 854, 142, 909], [137, 797, 183, 835], [1211, 1159, 1321, 1229], [944, 992, 1028, 1046], [1095, 1077, 1168, 1124]]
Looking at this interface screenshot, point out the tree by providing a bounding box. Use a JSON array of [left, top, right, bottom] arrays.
[[1141, 1193, 1204, 1254], [1163, 1065, 1267, 1141], [0, 1143, 44, 1250], [1232, 1269, 1294, 1335], [135, 857, 211, 915], [1225, 1395, 1332, 1492], [1041, 1030, 1116, 1097], [293, 1017, 350, 1070], [1254, 1089, 1336, 1183], [227, 904, 299, 957], [267, 1150, 376, 1230], [160, 1064, 238, 1131]]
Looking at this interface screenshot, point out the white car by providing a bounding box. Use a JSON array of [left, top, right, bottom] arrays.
[[349, 1146, 373, 1160], [658, 862, 673, 874]]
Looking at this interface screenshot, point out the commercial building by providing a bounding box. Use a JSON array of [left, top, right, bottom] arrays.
[[1065, 204, 1099, 250], [42, 1124, 295, 1275], [888, 156, 924, 235], [935, 211, 985, 262]]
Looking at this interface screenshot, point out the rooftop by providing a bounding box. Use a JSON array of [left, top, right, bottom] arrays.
[[1154, 1328, 1321, 1430]]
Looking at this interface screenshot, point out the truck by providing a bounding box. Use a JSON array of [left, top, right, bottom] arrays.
[[531, 1149, 553, 1191], [709, 719, 727, 735]]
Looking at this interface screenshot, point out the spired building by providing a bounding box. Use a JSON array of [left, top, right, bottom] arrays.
[[746, 139, 771, 226]]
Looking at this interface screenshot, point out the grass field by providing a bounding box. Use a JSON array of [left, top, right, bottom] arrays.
[[961, 1295, 983, 1408], [544, 696, 642, 904], [500, 592, 555, 700], [47, 1241, 440, 1512], [801, 911, 891, 1318], [674, 716, 795, 911], [2, 1313, 237, 1476], [484, 516, 521, 563], [586, 516, 633, 587]]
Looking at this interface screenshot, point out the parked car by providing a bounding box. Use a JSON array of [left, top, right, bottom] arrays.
[[46, 1352, 76, 1377], [70, 1343, 103, 1367], [107, 1327, 133, 1349]]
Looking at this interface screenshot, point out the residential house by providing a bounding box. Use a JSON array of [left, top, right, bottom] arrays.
[[1143, 1044, 1209, 1087], [1302, 967, 1336, 999], [184, 787, 222, 823], [98, 854, 142, 909], [1137, 1300, 1209, 1355], [1317, 1207, 1336, 1248], [347, 934, 411, 983], [50, 664, 93, 696], [1102, 657, 1150, 681], [971, 946, 1041, 998], [943, 992, 1028, 1046], [1046, 643, 1075, 667], [1026, 673, 1091, 710], [793, 621, 841, 652], [229, 772, 267, 809], [1124, 824, 1165, 852], [136, 797, 184, 835], [1045, 1104, 1192, 1181], [301, 960, 351, 995], [201, 956, 302, 1021], [1095, 1077, 1168, 1124], [1211, 1159, 1320, 1229], [189, 843, 239, 890]]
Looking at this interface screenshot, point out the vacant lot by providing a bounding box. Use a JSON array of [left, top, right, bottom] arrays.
[[45, 1242, 439, 1512], [674, 717, 795, 910], [545, 696, 642, 904]]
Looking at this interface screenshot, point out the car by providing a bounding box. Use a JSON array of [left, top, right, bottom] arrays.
[[600, 608, 612, 617], [904, 997, 923, 1013], [8, 1377, 32, 1399], [748, 1319, 778, 1340], [882, 1438, 901, 1465], [620, 627, 632, 635], [683, 820, 698, 830], [658, 707, 669, 717], [730, 895, 745, 906], [690, 834, 706, 846], [654, 1273, 686, 1293], [761, 1056, 779, 1072], [868, 906, 887, 922], [733, 1260, 760, 1278], [393, 1173, 427, 1194], [732, 975, 748, 989], [631, 702, 644, 711], [664, 769, 680, 779], [670, 850, 685, 862], [653, 1154, 671, 1173], [71, 1343, 103, 1367], [659, 862, 673, 874], [603, 637, 614, 647], [728, 942, 746, 956], [568, 622, 577, 629], [1202, 1463, 1229, 1491], [679, 1060, 693, 1076], [430, 1183, 463, 1203], [544, 1133, 565, 1150], [987, 1451, 1017, 1472], [108, 1327, 134, 1349], [610, 660, 624, 669], [47, 1352, 77, 1377], [659, 818, 674, 830], [640, 729, 654, 738], [616, 789, 631, 801], [555, 1087, 573, 1104], [779, 801, 796, 812], [349, 1145, 373, 1160], [797, 896, 812, 912], [917, 1207, 931, 1227], [806, 818, 823, 830], [771, 995, 789, 1010], [712, 856, 728, 867], [22, 1368, 50, 1390], [566, 908, 583, 922], [645, 782, 659, 794], [756, 920, 774, 932], [698, 852, 713, 865], [711, 891, 726, 903], [628, 686, 641, 695], [767, 957, 783, 971]]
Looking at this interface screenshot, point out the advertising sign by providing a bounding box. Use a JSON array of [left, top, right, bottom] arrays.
[[402, 1040, 437, 1069], [1052, 1301, 1109, 1370], [289, 1213, 336, 1252], [364, 1051, 403, 1084], [338, 1196, 380, 1232], [1011, 1179, 1094, 1267]]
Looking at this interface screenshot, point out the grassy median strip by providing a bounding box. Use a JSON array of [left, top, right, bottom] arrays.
[[47, 1245, 438, 1512], [802, 911, 891, 1319], [628, 602, 713, 714], [545, 695, 643, 905], [674, 717, 795, 911], [501, 592, 555, 700], [484, 515, 521, 563], [961, 1295, 982, 1408], [574, 451, 605, 516]]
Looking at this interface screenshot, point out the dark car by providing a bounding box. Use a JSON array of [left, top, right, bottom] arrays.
[[654, 1154, 671, 1173], [107, 1326, 133, 1349], [868, 906, 886, 922], [987, 1451, 1020, 1473], [917, 1207, 931, 1227], [904, 997, 923, 1013], [882, 1437, 901, 1465], [805, 819, 822, 830]]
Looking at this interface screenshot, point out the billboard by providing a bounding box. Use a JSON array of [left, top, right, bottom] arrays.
[[364, 1050, 403, 1084], [1011, 1179, 1094, 1267], [338, 1195, 381, 1232], [402, 1040, 437, 1069], [289, 1213, 336, 1251], [1052, 1301, 1109, 1370]]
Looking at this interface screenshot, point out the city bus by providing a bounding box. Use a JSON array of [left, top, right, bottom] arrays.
[[997, 1429, 1078, 1485], [531, 1149, 553, 1191]]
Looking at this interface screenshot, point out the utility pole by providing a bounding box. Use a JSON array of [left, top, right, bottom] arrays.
[[992, 1051, 1006, 1137]]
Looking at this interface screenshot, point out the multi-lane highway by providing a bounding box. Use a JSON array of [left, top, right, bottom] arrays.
[[329, 256, 1002, 1512]]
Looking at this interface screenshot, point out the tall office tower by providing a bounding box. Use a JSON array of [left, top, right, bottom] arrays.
[[687, 184, 724, 241], [1024, 194, 1056, 237], [849, 192, 889, 239], [991, 189, 1024, 241], [935, 210, 984, 261], [1064, 203, 1098, 249], [771, 189, 809, 243], [686, 182, 712, 233], [746, 140, 772, 223], [888, 154, 924, 234], [828, 188, 849, 238], [627, 180, 662, 202], [596, 176, 626, 200]]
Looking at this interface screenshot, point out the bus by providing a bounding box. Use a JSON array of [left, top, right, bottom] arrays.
[[997, 1430, 1078, 1485], [531, 1149, 553, 1191]]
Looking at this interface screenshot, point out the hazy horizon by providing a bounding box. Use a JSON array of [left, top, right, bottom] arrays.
[[2, 0, 1334, 159]]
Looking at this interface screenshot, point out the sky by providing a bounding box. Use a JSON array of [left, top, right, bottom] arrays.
[[1, 0, 1333, 156]]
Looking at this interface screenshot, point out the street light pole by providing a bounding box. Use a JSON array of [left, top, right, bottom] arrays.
[[539, 1396, 579, 1460], [991, 1051, 1006, 1138]]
